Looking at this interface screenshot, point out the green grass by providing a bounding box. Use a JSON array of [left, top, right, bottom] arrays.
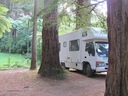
[[0, 52, 30, 70]]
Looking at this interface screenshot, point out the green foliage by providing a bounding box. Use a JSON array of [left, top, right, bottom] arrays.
[[90, 0, 107, 29], [0, 15, 32, 54], [58, 0, 107, 34], [0, 15, 43, 63], [58, 1, 76, 34], [91, 10, 107, 29], [59, 17, 75, 35], [0, 4, 12, 37], [58, 0, 91, 34], [0, 5, 8, 14]]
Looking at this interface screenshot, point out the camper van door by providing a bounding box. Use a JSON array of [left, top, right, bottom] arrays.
[[82, 41, 96, 70]]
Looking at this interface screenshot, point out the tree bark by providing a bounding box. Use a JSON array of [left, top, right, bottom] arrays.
[[30, 0, 38, 70], [105, 0, 128, 96], [38, 0, 64, 78]]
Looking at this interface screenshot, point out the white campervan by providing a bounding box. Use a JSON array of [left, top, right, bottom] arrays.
[[59, 27, 108, 77]]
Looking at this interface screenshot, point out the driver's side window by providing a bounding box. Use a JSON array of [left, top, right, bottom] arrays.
[[85, 42, 95, 56]]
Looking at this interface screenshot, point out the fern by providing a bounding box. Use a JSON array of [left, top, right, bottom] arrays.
[[0, 5, 12, 37]]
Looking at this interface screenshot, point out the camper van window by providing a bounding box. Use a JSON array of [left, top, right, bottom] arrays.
[[95, 42, 108, 57], [85, 42, 95, 56], [69, 40, 80, 51], [63, 41, 67, 47]]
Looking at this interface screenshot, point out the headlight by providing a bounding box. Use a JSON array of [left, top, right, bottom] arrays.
[[96, 61, 106, 67]]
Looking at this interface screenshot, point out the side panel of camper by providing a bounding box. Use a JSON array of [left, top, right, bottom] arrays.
[[59, 30, 83, 70]]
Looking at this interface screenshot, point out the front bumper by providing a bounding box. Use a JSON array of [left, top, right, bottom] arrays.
[[96, 66, 108, 72]]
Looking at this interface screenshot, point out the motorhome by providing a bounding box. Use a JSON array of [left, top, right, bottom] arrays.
[[59, 27, 108, 77]]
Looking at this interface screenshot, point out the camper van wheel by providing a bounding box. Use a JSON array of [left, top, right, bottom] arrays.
[[85, 64, 93, 77]]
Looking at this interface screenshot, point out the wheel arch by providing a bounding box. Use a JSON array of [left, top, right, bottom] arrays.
[[82, 61, 90, 69]]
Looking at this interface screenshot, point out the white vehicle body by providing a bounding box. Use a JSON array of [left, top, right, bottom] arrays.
[[59, 27, 108, 76]]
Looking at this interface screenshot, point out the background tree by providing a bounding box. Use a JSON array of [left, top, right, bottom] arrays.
[[58, 0, 106, 35], [30, 0, 38, 70], [91, 10, 107, 29], [0, 0, 33, 19], [76, 0, 91, 29], [91, 0, 107, 29], [105, 0, 128, 96], [58, 0, 76, 34], [38, 0, 65, 78]]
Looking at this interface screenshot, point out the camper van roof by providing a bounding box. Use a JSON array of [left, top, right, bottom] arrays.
[[81, 27, 107, 40], [59, 27, 107, 40]]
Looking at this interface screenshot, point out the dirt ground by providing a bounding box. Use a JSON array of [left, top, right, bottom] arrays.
[[0, 69, 106, 96]]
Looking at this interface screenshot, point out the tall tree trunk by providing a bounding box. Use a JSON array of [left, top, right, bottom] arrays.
[[38, 0, 64, 78], [30, 0, 38, 70], [9, 32, 12, 54], [105, 0, 128, 96], [76, 0, 91, 29]]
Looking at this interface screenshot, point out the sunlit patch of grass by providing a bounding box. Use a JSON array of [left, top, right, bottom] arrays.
[[0, 52, 30, 70]]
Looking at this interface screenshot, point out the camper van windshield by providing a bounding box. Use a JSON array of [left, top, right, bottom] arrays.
[[95, 42, 108, 57]]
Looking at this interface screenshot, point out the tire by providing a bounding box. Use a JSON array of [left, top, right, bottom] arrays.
[[83, 65, 86, 74], [83, 64, 93, 77]]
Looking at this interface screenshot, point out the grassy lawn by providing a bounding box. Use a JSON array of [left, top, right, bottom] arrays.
[[0, 52, 30, 70]]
